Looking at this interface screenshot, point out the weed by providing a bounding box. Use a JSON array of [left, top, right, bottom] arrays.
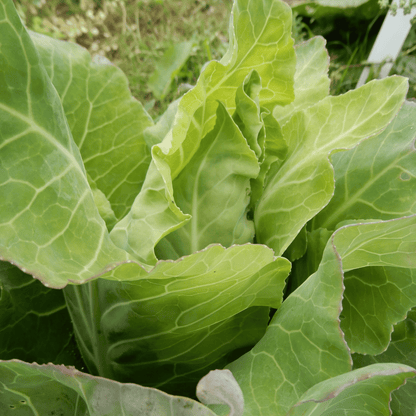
[[13, 0, 416, 111], [14, 0, 232, 118]]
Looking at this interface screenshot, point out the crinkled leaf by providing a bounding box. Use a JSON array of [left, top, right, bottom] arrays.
[[0, 0, 130, 288], [197, 369, 244, 416], [0, 360, 218, 415], [63, 244, 290, 396], [110, 0, 296, 265], [0, 261, 83, 368], [255, 77, 408, 256], [231, 70, 288, 211], [30, 31, 154, 221], [109, 156, 191, 266], [159, 0, 295, 178], [288, 363, 416, 415], [353, 309, 416, 415], [155, 102, 259, 259], [249, 111, 287, 210], [273, 36, 330, 127], [232, 70, 264, 159], [313, 101, 416, 231]]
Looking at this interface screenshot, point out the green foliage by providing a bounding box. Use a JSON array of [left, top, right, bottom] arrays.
[[148, 40, 196, 100], [354, 308, 416, 415], [1, 0, 416, 414], [289, 0, 416, 98], [14, 0, 233, 118]]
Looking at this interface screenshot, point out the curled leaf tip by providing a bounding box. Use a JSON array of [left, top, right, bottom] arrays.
[[197, 369, 244, 416]]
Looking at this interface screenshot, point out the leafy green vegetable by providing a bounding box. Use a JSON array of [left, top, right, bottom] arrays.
[[1, 0, 416, 413], [0, 262, 82, 367], [155, 101, 260, 259], [273, 36, 330, 127], [64, 244, 290, 395], [0, 360, 221, 415], [30, 31, 154, 222], [256, 76, 408, 256], [227, 216, 416, 414], [109, 0, 296, 267], [313, 102, 416, 231], [287, 363, 415, 416], [0, 0, 133, 286]]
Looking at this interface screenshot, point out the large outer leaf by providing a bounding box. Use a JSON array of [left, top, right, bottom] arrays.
[[273, 36, 330, 127], [225, 215, 416, 415], [63, 244, 290, 396], [109, 0, 296, 265], [30, 32, 154, 221], [353, 309, 416, 415], [0, 0, 130, 288], [287, 363, 416, 415], [0, 360, 218, 415], [312, 101, 416, 231], [155, 102, 259, 259], [255, 77, 408, 256], [0, 261, 83, 368]]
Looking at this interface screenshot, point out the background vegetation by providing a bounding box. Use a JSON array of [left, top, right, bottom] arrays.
[[13, 0, 416, 119]]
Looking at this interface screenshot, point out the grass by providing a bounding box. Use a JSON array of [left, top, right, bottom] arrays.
[[318, 12, 416, 97], [13, 0, 416, 120], [320, 12, 387, 95], [14, 0, 232, 118]]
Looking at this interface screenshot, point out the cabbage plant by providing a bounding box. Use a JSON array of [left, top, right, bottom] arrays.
[[1, 0, 416, 414]]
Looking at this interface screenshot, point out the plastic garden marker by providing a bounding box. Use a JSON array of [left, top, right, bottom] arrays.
[[356, 0, 416, 87]]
